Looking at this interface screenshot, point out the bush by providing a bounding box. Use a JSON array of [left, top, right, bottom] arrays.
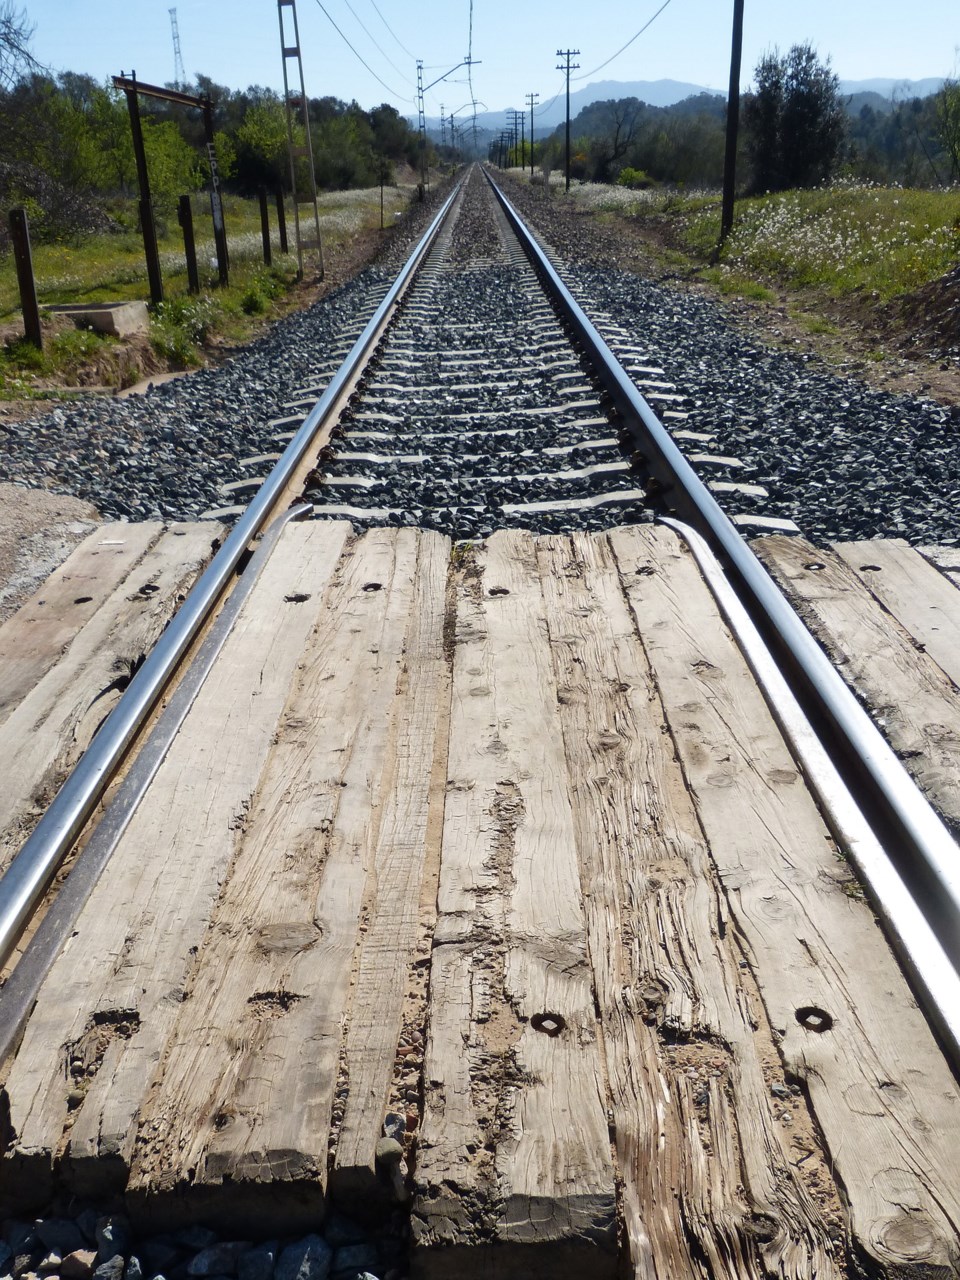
[[616, 167, 654, 190]]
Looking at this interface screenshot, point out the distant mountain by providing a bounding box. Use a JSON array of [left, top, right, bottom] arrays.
[[425, 78, 721, 135], [424, 76, 944, 137], [838, 77, 944, 100]]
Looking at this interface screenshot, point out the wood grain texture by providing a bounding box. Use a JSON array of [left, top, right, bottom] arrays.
[[536, 531, 842, 1280], [331, 531, 450, 1203], [613, 524, 960, 1279], [834, 539, 960, 689], [126, 528, 448, 1232], [0, 523, 162, 727], [0, 523, 218, 872], [1, 521, 350, 1211], [412, 530, 617, 1280], [756, 535, 960, 838]]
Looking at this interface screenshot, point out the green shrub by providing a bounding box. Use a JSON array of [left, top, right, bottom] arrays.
[[616, 167, 654, 190]]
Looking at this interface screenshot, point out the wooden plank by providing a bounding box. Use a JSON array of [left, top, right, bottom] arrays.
[[331, 531, 450, 1203], [1, 521, 351, 1212], [535, 531, 843, 1280], [412, 530, 617, 1280], [834, 539, 960, 688], [0, 523, 218, 873], [756, 535, 960, 837], [611, 524, 960, 1279], [0, 523, 161, 726], [919, 542, 960, 591], [126, 528, 448, 1232]]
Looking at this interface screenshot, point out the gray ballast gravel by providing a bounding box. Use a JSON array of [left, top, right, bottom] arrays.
[[1, 174, 957, 546]]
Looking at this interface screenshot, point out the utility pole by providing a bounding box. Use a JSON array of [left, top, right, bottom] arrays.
[[416, 60, 427, 197], [556, 48, 580, 192], [720, 0, 744, 245], [440, 104, 446, 149], [526, 91, 539, 176]]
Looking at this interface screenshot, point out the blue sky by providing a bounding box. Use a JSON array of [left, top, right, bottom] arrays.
[[19, 0, 959, 118]]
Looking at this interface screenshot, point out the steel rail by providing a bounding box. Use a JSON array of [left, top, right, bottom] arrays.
[[0, 182, 461, 970], [486, 169, 960, 978], [0, 503, 312, 1062]]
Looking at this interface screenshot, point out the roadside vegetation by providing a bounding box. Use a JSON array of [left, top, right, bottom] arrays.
[[0, 184, 409, 396], [502, 46, 960, 334]]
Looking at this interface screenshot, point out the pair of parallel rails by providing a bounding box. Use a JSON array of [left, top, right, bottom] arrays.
[[0, 164, 958, 1106]]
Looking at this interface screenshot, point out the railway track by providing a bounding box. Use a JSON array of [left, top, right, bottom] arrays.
[[1, 163, 960, 1279]]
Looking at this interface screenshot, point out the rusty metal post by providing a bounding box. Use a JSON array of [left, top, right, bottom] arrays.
[[123, 76, 163, 304], [275, 187, 288, 254], [258, 187, 272, 265], [201, 99, 229, 286], [8, 207, 42, 349], [178, 195, 200, 294]]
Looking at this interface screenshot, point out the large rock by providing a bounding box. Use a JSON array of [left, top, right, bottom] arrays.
[[274, 1237, 332, 1280]]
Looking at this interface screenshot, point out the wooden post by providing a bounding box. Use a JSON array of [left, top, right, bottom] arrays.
[[201, 99, 229, 286], [8, 207, 42, 349], [123, 78, 164, 305], [178, 195, 200, 294], [275, 188, 288, 254], [720, 0, 745, 247], [258, 186, 272, 266]]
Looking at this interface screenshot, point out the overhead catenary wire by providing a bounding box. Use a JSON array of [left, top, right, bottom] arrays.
[[573, 0, 674, 80], [367, 0, 416, 61], [339, 0, 413, 84], [312, 0, 415, 101]]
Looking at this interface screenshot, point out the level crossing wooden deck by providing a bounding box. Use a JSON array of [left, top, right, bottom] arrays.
[[1, 519, 960, 1280]]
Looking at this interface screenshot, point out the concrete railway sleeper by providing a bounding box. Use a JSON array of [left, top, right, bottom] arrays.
[[0, 163, 959, 1279]]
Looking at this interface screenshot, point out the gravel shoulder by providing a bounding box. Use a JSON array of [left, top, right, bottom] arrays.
[[497, 171, 960, 407], [0, 484, 99, 622]]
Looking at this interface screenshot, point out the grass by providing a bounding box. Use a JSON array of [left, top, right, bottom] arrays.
[[0, 185, 410, 392], [525, 169, 960, 303], [641, 183, 958, 301]]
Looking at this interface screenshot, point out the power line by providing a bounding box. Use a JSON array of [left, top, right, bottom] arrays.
[[573, 0, 674, 81], [312, 0, 414, 100], [339, 0, 413, 84], [367, 0, 416, 61], [534, 76, 566, 117]]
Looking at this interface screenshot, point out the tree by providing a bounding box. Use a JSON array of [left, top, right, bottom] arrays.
[[935, 79, 960, 180], [744, 43, 846, 191], [0, 1, 39, 90]]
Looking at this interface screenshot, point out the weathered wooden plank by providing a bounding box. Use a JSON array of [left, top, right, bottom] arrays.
[[0, 522, 161, 727], [536, 531, 842, 1280], [412, 530, 617, 1280], [0, 523, 219, 872], [331, 531, 450, 1204], [126, 528, 447, 1232], [919, 543, 960, 591], [1, 520, 351, 1212], [612, 524, 960, 1279], [756, 535, 960, 838], [834, 538, 960, 688]]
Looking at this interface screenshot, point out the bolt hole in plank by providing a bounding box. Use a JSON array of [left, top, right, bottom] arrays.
[[487, 586, 510, 596], [138, 583, 160, 595], [795, 1006, 833, 1032], [283, 592, 312, 603], [362, 581, 383, 592], [803, 563, 826, 572], [73, 596, 94, 604], [859, 564, 882, 572], [531, 1012, 566, 1037]]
